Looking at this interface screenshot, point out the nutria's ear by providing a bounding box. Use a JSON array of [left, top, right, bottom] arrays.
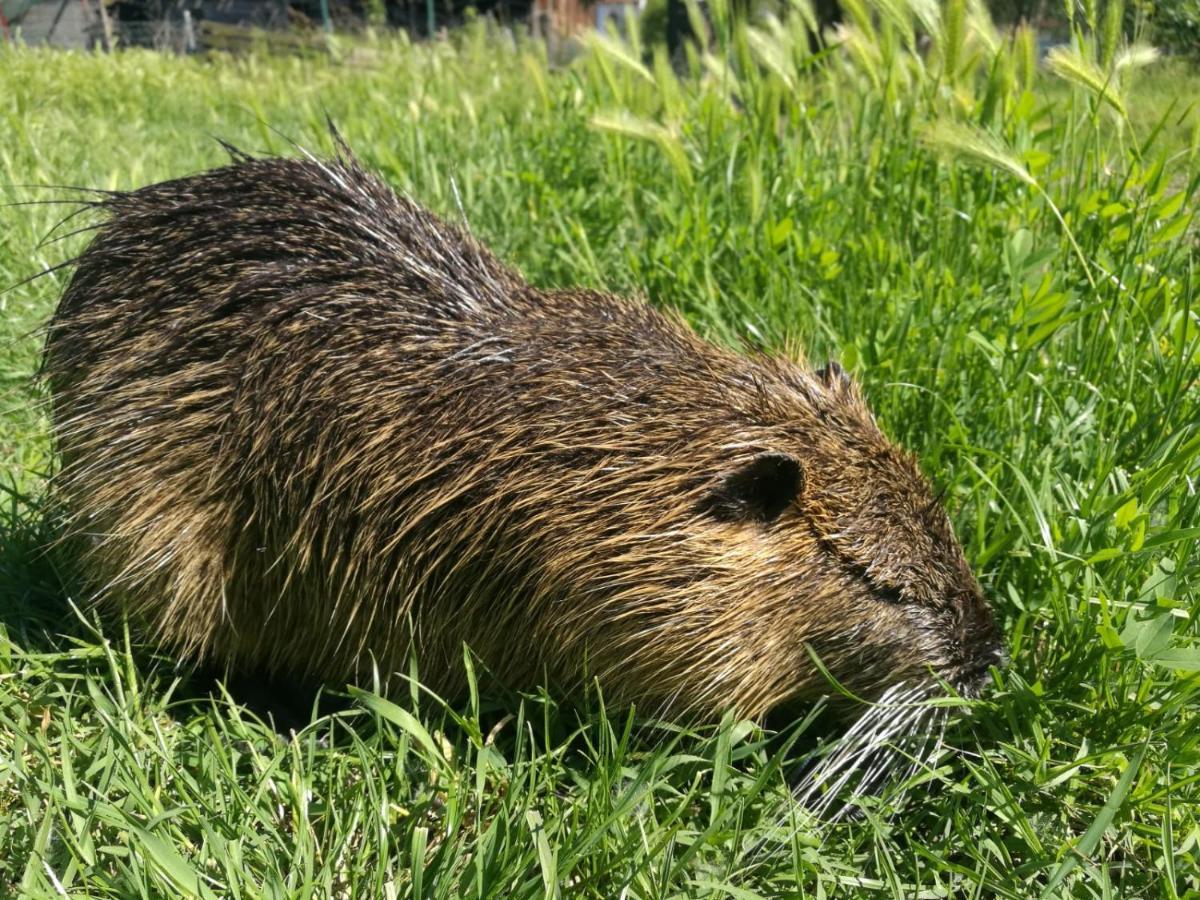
[[816, 360, 851, 390], [702, 453, 804, 523]]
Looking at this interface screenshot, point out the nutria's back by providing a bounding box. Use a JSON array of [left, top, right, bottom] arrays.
[[45, 148, 1002, 719]]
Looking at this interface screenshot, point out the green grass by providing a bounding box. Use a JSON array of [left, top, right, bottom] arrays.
[[2, 2, 1200, 896]]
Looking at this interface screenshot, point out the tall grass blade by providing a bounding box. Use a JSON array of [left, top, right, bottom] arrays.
[[1045, 45, 1127, 117], [920, 120, 1035, 186], [589, 111, 695, 185]]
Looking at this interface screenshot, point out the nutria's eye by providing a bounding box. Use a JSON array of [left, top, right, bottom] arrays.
[[702, 452, 803, 524]]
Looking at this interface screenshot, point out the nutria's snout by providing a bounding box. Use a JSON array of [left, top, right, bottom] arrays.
[[947, 588, 1006, 697]]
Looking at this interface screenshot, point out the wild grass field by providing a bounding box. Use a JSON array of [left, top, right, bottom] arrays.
[[2, 0, 1199, 895]]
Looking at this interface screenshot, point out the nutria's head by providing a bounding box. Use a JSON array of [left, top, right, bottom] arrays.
[[556, 340, 1006, 720]]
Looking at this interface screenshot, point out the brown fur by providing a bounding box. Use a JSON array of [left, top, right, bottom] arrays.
[[44, 146, 1002, 719]]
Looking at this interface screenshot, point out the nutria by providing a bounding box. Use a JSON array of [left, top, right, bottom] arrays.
[[43, 143, 1003, 721]]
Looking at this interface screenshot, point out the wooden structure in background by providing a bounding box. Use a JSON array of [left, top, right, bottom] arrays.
[[532, 0, 638, 37], [8, 0, 636, 48]]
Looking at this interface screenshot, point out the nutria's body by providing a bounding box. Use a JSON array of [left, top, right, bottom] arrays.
[[45, 147, 1002, 719]]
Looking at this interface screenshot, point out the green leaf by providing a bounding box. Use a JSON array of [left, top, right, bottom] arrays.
[[1146, 647, 1200, 672], [411, 826, 428, 898], [770, 217, 794, 247], [1007, 227, 1033, 273], [1141, 526, 1200, 551], [1121, 609, 1173, 659], [130, 827, 203, 898], [350, 687, 446, 765], [1114, 498, 1138, 529], [526, 810, 558, 899], [1138, 557, 1178, 601]]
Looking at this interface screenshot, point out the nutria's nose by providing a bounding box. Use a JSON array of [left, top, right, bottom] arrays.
[[959, 590, 1006, 670]]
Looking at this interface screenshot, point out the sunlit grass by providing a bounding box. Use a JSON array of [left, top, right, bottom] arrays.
[[1, 1, 1198, 894]]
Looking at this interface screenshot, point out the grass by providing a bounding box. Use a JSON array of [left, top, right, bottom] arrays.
[[1, 1, 1199, 895]]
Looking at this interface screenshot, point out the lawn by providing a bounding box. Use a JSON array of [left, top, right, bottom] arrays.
[[1, 1, 1199, 896]]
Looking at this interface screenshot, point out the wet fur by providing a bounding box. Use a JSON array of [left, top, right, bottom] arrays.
[[44, 145, 1002, 721]]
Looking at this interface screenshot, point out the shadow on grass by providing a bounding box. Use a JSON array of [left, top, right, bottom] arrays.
[[0, 477, 360, 735], [0, 477, 73, 651]]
